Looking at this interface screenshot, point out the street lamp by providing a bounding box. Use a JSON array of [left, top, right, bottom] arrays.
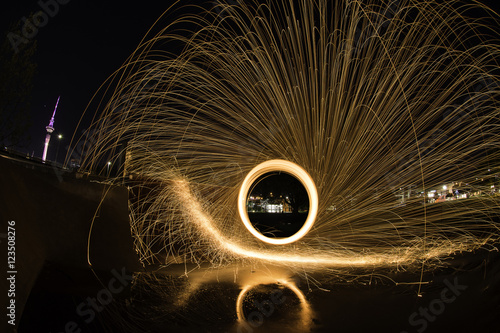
[[55, 134, 63, 164], [107, 161, 111, 176]]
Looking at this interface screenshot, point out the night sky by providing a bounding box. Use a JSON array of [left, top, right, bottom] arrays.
[[1, 0, 177, 160], [2, 0, 500, 161]]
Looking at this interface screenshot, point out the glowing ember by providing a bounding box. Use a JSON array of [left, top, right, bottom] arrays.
[[76, 0, 500, 276]]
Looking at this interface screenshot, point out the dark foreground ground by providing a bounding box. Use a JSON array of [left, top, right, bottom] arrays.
[[2, 151, 500, 333], [248, 212, 308, 237], [18, 249, 500, 333]]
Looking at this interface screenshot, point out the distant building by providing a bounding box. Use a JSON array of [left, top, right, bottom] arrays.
[[265, 203, 282, 213]]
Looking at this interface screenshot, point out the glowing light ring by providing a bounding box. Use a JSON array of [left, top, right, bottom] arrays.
[[238, 160, 318, 245], [236, 280, 312, 331]]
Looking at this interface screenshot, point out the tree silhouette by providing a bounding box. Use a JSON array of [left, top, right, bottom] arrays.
[[0, 19, 37, 148]]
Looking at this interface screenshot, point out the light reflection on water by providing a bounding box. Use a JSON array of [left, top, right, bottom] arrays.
[[235, 275, 312, 332], [132, 265, 315, 333], [122, 251, 499, 333], [20, 252, 499, 332]]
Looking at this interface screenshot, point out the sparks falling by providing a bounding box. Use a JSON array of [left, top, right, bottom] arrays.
[[76, 0, 500, 273]]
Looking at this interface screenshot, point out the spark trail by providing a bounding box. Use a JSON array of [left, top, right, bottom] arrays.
[[76, 0, 500, 272]]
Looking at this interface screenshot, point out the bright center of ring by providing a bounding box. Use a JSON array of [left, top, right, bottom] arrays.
[[237, 160, 319, 245]]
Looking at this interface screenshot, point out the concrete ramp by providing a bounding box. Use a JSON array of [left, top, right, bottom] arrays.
[[0, 152, 141, 332]]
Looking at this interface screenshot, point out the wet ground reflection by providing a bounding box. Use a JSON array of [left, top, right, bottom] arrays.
[[236, 279, 312, 332], [131, 266, 314, 333], [126, 250, 500, 333], [20, 250, 500, 333]]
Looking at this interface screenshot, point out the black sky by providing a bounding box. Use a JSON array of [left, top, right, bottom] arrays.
[[2, 0, 177, 160], [2, 0, 500, 162]]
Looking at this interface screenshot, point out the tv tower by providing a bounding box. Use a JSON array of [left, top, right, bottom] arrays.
[[42, 96, 60, 162]]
